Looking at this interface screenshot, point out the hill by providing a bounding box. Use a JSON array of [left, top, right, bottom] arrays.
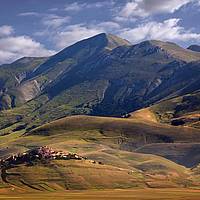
[[29, 113, 200, 167], [1, 113, 200, 191], [128, 93, 200, 167]]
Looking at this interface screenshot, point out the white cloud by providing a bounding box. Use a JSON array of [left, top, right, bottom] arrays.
[[64, 1, 114, 12], [0, 25, 14, 37], [119, 18, 200, 43], [54, 24, 103, 49], [85, 1, 115, 9], [45, 17, 200, 50], [119, 1, 148, 18], [52, 21, 120, 49], [18, 12, 40, 17], [142, 0, 193, 14], [41, 14, 71, 28], [0, 26, 55, 64], [117, 0, 193, 20], [64, 2, 85, 11], [18, 12, 71, 29], [96, 21, 120, 31], [33, 14, 72, 37]]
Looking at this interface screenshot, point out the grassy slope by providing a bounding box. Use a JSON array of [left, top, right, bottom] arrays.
[[4, 160, 145, 191], [1, 112, 200, 191], [128, 106, 200, 167], [30, 115, 200, 143], [0, 141, 193, 191], [150, 92, 200, 127]]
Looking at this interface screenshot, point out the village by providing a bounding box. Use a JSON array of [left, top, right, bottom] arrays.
[[0, 146, 100, 169]]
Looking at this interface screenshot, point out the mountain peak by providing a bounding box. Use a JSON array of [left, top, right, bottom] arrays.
[[31, 33, 131, 76], [104, 33, 131, 50], [72, 33, 131, 50]]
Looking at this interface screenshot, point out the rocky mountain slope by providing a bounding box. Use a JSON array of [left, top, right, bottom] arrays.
[[0, 57, 47, 110], [1, 33, 200, 133]]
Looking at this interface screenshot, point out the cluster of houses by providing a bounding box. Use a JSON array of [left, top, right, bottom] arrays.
[[30, 146, 87, 160], [0, 146, 88, 168]]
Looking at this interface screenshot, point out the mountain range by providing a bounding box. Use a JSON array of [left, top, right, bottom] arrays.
[[1, 33, 200, 132], [1, 33, 200, 192]]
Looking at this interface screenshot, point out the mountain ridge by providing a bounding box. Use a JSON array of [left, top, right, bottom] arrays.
[[1, 33, 200, 132]]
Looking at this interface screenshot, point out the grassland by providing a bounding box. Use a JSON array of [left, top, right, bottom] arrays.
[[0, 108, 200, 192], [1, 111, 200, 191]]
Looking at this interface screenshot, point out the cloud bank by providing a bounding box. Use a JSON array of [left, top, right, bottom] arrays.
[[119, 18, 200, 43], [117, 0, 194, 20]]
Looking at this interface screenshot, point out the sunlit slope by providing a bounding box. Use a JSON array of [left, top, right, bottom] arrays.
[[30, 115, 200, 143], [0, 148, 194, 191], [150, 91, 200, 128], [1, 109, 200, 167], [29, 113, 200, 167], [128, 107, 200, 167], [2, 160, 145, 191], [1, 112, 200, 191]]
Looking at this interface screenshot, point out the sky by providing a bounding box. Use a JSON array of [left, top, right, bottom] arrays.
[[0, 0, 200, 64]]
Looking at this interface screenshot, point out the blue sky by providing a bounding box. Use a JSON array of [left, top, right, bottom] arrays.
[[0, 0, 200, 64]]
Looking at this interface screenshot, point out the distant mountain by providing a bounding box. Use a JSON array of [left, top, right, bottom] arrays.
[[187, 45, 200, 52], [1, 33, 200, 132]]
